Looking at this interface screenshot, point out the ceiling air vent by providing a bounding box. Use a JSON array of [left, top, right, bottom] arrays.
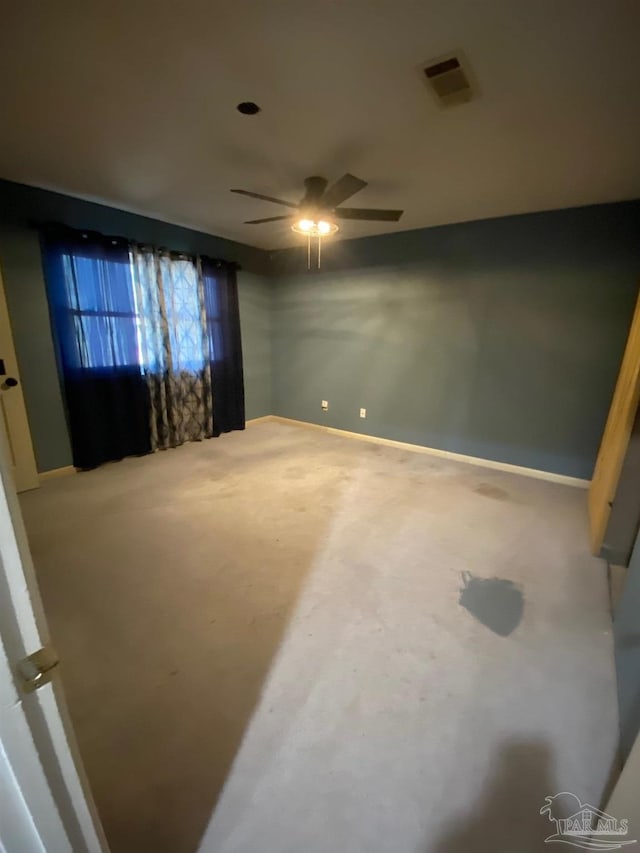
[[421, 54, 474, 107]]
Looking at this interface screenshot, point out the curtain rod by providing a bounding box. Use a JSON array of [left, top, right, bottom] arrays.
[[29, 220, 242, 270]]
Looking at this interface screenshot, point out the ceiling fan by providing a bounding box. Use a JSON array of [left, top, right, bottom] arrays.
[[231, 174, 404, 232]]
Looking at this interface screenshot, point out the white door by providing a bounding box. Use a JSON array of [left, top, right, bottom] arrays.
[[0, 414, 107, 851], [0, 264, 39, 492]]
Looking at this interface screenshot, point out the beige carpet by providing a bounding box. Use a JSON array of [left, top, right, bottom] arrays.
[[20, 421, 619, 853]]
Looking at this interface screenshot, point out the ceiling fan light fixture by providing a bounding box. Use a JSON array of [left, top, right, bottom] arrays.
[[291, 217, 339, 236], [293, 218, 314, 233], [317, 220, 335, 235]]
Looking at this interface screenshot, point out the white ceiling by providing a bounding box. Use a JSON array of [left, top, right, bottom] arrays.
[[1, 0, 639, 250]]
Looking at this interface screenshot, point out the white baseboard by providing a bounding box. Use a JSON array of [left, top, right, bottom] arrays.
[[36, 419, 590, 489], [245, 415, 276, 426], [265, 415, 590, 489], [39, 465, 77, 483]]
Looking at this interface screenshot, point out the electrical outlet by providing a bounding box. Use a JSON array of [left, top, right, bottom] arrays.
[[322, 400, 329, 411], [360, 408, 366, 418]]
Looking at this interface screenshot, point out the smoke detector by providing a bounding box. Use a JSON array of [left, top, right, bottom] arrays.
[[420, 53, 476, 107]]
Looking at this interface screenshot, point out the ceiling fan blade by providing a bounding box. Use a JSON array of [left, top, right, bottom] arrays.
[[335, 207, 404, 222], [321, 173, 367, 208], [231, 189, 298, 209], [244, 215, 291, 224]]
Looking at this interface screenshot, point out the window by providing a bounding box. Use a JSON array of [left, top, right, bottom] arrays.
[[59, 248, 208, 373], [60, 250, 141, 370], [202, 265, 222, 364], [156, 256, 207, 373]]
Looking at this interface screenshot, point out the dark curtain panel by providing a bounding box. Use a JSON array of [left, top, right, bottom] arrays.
[[41, 227, 151, 469], [201, 258, 245, 434]]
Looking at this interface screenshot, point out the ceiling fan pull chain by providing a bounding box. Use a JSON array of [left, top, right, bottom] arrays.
[[318, 234, 321, 270], [307, 233, 311, 270]]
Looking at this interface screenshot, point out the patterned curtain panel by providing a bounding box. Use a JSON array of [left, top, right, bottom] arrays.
[[131, 247, 214, 450]]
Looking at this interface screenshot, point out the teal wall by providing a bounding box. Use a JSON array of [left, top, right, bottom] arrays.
[[0, 180, 271, 471], [237, 272, 273, 423], [271, 202, 640, 479]]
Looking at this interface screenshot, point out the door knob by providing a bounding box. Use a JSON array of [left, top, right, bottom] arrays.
[[4, 377, 18, 388], [16, 646, 60, 693]]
